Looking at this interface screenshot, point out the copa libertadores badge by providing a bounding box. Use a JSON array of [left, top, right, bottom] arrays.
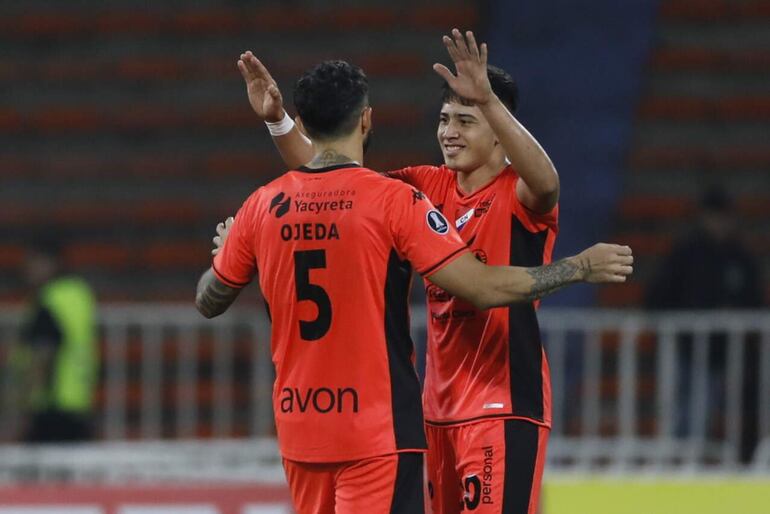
[[427, 209, 449, 235]]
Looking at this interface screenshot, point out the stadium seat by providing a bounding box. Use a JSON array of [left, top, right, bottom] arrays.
[[661, 0, 770, 21]]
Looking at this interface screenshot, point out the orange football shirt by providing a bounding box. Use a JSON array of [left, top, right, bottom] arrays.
[[213, 163, 469, 462], [387, 165, 558, 427]]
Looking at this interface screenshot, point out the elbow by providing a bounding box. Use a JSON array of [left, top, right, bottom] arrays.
[[539, 174, 560, 203], [535, 166, 560, 202], [195, 294, 219, 319], [544, 180, 560, 199]]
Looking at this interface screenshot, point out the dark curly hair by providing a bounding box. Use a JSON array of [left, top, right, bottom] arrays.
[[293, 60, 369, 140], [441, 65, 519, 114]]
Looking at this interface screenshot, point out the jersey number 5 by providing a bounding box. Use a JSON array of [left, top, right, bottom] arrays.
[[293, 250, 332, 341]]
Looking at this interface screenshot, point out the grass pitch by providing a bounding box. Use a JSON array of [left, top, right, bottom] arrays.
[[543, 477, 770, 514]]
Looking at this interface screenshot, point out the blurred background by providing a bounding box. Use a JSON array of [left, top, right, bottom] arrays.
[[0, 0, 768, 513]]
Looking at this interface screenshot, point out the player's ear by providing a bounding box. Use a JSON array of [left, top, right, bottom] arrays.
[[361, 106, 372, 134], [295, 116, 308, 137]]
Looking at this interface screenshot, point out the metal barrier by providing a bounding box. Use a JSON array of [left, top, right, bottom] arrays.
[[1, 305, 768, 474]]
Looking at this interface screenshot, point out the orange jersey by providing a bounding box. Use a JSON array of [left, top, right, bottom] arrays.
[[213, 163, 469, 462], [387, 165, 558, 427]]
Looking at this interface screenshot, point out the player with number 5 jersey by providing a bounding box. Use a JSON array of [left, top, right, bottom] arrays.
[[214, 162, 467, 463]]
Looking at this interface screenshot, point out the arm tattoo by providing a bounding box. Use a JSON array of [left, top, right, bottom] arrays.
[[195, 268, 241, 318], [524, 258, 588, 301], [308, 150, 357, 168]]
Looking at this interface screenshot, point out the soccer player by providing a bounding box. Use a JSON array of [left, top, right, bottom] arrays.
[[201, 59, 631, 514]]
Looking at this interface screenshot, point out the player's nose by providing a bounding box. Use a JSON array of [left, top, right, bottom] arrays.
[[441, 123, 460, 139]]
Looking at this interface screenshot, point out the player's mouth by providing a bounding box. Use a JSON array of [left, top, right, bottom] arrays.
[[443, 144, 465, 157]]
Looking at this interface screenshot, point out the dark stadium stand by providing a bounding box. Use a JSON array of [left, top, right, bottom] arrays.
[[0, 0, 479, 438], [0, 0, 476, 302], [601, 0, 770, 306], [2, 0, 767, 444]]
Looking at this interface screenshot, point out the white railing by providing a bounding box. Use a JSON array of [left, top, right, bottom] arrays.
[[538, 309, 770, 473], [0, 305, 768, 477]]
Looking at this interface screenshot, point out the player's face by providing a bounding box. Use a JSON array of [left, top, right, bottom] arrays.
[[437, 102, 498, 172]]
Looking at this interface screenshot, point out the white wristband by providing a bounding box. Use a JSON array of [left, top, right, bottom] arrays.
[[265, 111, 295, 136]]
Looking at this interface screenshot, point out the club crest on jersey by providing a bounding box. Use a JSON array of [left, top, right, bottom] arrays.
[[455, 208, 475, 231], [269, 192, 291, 218], [427, 209, 449, 235]]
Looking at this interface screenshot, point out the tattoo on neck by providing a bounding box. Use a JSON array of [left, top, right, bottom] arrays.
[[524, 258, 581, 301], [309, 150, 356, 168]]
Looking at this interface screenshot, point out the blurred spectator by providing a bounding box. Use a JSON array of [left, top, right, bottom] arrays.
[[645, 186, 763, 463], [646, 186, 762, 309], [10, 236, 98, 443]]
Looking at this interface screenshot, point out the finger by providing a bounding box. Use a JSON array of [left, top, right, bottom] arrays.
[[268, 84, 281, 99], [442, 35, 461, 63], [466, 30, 480, 60], [212, 248, 220, 256], [480, 42, 488, 65], [452, 28, 469, 58], [225, 216, 234, 227], [216, 222, 225, 235], [252, 57, 277, 84], [237, 59, 251, 81], [239, 52, 258, 79], [213, 235, 221, 247], [614, 254, 634, 265], [612, 264, 633, 275], [433, 63, 456, 83]]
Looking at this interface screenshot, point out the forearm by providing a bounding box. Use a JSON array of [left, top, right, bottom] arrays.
[[478, 256, 585, 308], [478, 95, 559, 207], [272, 125, 314, 170], [195, 268, 241, 318], [427, 252, 588, 311]]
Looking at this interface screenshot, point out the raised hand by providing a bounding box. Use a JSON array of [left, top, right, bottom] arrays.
[[578, 244, 634, 283], [212, 216, 234, 256], [237, 51, 285, 122], [433, 28, 493, 105]]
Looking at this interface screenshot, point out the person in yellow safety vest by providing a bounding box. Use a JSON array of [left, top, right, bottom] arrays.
[[14, 237, 98, 442]]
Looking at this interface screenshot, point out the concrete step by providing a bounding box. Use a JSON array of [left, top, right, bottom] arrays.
[[633, 120, 768, 146], [623, 169, 770, 197], [4, 75, 444, 110], [650, 47, 770, 74], [659, 23, 770, 53], [647, 73, 770, 98]]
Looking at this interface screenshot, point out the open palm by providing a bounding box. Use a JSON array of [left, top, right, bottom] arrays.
[[237, 51, 285, 122], [433, 29, 493, 105]]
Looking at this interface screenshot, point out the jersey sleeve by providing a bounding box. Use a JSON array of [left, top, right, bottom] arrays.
[[212, 190, 261, 288], [387, 182, 469, 276], [384, 165, 439, 191], [511, 175, 559, 232]]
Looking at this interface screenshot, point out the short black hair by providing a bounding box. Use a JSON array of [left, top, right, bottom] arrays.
[[293, 60, 369, 140], [441, 64, 519, 114]]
